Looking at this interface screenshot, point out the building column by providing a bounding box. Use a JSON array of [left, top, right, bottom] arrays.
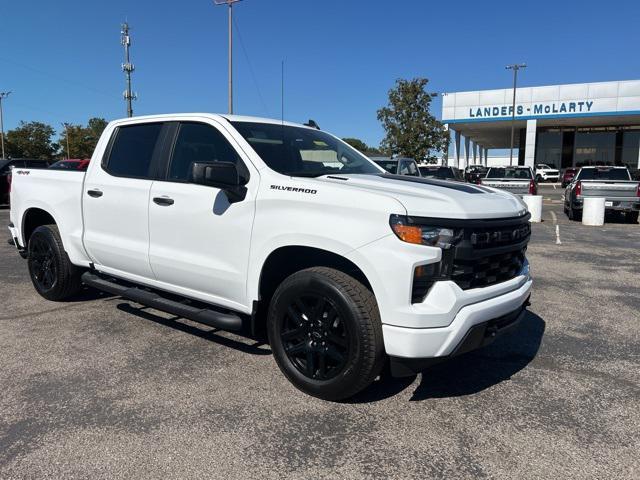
[[454, 130, 461, 169], [524, 119, 537, 168], [478, 145, 483, 165], [464, 136, 470, 170], [484, 148, 488, 166], [473, 143, 478, 164]]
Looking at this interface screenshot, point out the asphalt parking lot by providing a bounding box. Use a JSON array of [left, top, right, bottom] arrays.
[[1, 191, 639, 479]]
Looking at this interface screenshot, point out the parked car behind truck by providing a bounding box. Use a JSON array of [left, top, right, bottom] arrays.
[[480, 166, 537, 197], [8, 113, 532, 400], [564, 166, 640, 222], [1, 158, 53, 205]]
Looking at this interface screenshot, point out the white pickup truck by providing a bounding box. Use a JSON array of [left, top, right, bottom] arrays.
[[8, 113, 533, 400]]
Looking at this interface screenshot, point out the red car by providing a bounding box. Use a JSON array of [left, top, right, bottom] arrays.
[[561, 168, 578, 187], [49, 159, 90, 171]]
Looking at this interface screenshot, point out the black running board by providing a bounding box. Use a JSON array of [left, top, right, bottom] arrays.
[[81, 272, 243, 331]]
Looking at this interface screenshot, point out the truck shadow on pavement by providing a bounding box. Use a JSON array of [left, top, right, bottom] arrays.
[[116, 302, 271, 356], [351, 311, 546, 403]]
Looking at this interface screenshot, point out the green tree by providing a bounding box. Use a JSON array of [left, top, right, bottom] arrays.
[[5, 121, 58, 159], [59, 117, 108, 159], [342, 137, 383, 157], [377, 78, 449, 162]]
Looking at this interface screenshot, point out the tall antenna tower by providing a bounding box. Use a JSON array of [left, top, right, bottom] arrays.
[[121, 22, 136, 117]]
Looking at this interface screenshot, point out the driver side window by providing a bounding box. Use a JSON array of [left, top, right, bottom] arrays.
[[168, 122, 244, 182]]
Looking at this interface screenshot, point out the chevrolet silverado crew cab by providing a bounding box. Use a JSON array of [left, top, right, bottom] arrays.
[[564, 166, 640, 222], [8, 114, 532, 400]]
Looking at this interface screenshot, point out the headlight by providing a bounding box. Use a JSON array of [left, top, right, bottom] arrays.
[[389, 214, 463, 249]]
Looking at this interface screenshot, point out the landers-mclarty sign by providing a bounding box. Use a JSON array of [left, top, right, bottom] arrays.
[[469, 100, 595, 119]]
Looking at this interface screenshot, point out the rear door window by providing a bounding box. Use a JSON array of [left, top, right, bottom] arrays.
[[105, 123, 163, 178]]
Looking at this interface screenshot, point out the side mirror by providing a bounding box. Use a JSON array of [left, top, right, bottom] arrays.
[[191, 161, 247, 202]]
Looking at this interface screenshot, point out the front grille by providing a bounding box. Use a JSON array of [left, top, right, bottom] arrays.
[[410, 214, 530, 302], [451, 248, 526, 290]]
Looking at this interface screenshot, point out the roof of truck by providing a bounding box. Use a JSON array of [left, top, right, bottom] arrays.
[[109, 113, 312, 130]]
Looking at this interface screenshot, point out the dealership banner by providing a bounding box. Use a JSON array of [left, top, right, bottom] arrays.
[[442, 80, 640, 123]]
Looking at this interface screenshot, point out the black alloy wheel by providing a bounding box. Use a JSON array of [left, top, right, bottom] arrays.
[[267, 267, 385, 401], [27, 224, 82, 301], [280, 294, 350, 381], [29, 235, 58, 291]]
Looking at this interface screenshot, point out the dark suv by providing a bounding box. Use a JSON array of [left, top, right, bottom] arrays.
[[0, 158, 53, 205]]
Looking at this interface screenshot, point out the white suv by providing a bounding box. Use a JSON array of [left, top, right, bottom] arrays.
[[535, 164, 560, 183]]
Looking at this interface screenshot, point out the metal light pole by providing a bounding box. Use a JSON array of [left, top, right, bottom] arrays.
[[61, 123, 71, 159], [0, 91, 11, 160], [506, 63, 526, 166], [214, 0, 242, 114]]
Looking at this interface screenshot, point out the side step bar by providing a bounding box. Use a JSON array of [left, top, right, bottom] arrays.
[[81, 272, 243, 331]]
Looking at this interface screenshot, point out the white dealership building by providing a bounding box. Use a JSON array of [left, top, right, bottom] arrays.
[[441, 79, 640, 172]]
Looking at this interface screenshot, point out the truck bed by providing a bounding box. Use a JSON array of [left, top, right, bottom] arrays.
[[9, 168, 90, 266]]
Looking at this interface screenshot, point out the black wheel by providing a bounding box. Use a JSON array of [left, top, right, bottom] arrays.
[[27, 224, 82, 301], [568, 205, 581, 221], [267, 267, 384, 401], [627, 211, 639, 224]]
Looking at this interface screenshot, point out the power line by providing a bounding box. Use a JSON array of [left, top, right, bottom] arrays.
[[233, 15, 270, 116], [0, 55, 116, 99]]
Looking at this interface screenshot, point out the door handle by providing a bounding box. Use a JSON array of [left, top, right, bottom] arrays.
[[153, 196, 174, 206], [87, 189, 103, 198]]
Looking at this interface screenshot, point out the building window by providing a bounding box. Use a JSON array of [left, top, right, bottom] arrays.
[[621, 131, 640, 171], [535, 131, 562, 169], [574, 131, 616, 166]]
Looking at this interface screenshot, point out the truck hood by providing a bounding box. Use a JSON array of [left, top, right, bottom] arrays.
[[316, 174, 528, 219]]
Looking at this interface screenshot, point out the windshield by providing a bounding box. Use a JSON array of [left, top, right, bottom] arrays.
[[577, 168, 631, 181], [374, 160, 398, 174], [486, 167, 532, 179], [231, 122, 382, 177]]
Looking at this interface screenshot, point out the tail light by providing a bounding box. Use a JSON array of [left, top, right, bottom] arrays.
[[575, 181, 582, 196], [528, 179, 536, 195]]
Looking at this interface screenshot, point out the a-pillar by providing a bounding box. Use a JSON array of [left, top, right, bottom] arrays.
[[453, 130, 461, 169], [464, 136, 470, 170], [524, 119, 537, 168]]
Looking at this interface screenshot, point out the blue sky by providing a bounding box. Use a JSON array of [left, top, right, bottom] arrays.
[[1, 0, 639, 147]]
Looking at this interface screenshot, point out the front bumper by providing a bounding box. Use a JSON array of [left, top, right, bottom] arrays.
[[382, 273, 532, 359], [389, 299, 528, 376]]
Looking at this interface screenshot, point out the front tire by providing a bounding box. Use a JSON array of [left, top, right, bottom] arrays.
[[267, 267, 384, 401], [27, 224, 82, 301]]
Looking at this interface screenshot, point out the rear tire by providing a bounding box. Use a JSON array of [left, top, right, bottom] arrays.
[[267, 267, 384, 401], [568, 205, 582, 221], [27, 224, 82, 301]]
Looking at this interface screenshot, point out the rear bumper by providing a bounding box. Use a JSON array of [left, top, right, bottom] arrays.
[[573, 197, 640, 212], [7, 223, 26, 257]]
